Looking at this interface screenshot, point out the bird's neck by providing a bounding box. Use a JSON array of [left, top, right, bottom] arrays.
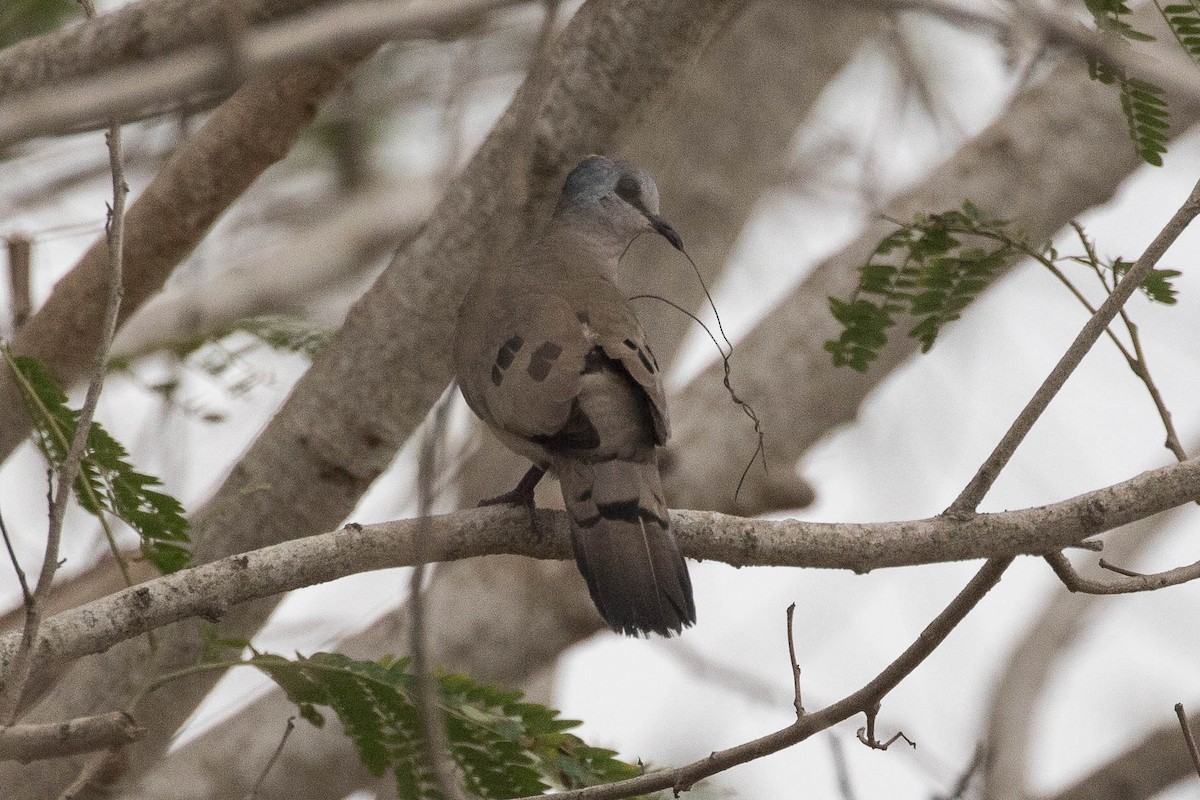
[[543, 213, 630, 276]]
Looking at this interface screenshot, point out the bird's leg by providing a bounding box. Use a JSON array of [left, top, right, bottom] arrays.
[[478, 465, 546, 509]]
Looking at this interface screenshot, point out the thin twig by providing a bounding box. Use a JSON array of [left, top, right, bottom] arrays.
[[244, 716, 295, 799], [0, 15, 128, 719], [1174, 703, 1200, 780], [0, 509, 31, 607], [508, 558, 1012, 800], [1044, 551, 1200, 595], [947, 176, 1200, 516], [786, 602, 804, 717]]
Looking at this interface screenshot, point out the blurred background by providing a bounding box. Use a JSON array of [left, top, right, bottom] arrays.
[[2, 0, 1200, 798]]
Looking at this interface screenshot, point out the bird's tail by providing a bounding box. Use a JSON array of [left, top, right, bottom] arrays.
[[556, 455, 695, 637]]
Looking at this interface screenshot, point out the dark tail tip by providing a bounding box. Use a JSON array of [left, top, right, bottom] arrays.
[[569, 512, 696, 638]]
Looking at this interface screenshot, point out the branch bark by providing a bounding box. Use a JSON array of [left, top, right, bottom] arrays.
[[0, 0, 329, 95], [0, 712, 142, 764], [4, 453, 1200, 683]]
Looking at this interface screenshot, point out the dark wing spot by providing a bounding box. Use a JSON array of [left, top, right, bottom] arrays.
[[637, 349, 655, 374], [527, 341, 564, 382], [530, 401, 601, 452], [495, 335, 524, 369], [533, 341, 563, 361], [623, 338, 637, 350], [491, 365, 503, 386], [576, 311, 590, 324]]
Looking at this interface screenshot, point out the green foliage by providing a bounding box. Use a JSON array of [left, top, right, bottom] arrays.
[[1077, 0, 1179, 165], [1086, 0, 1157, 40], [5, 353, 190, 573], [1116, 75, 1171, 167], [245, 651, 646, 799], [825, 202, 1180, 372], [0, 0, 75, 49], [825, 202, 1013, 371], [1161, 1, 1200, 61]]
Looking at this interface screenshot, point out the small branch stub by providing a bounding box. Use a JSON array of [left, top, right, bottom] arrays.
[[856, 704, 915, 751]]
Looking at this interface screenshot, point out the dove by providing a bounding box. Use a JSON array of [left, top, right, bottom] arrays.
[[453, 155, 695, 637]]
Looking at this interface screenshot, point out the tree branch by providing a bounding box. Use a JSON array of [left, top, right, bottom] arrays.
[[0, 0, 327, 95], [0, 712, 143, 764], [4, 454, 1200, 685], [510, 558, 1013, 800], [0, 0, 524, 146], [947, 176, 1200, 514]]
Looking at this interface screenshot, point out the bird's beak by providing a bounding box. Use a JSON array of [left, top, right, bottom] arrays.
[[647, 213, 683, 251]]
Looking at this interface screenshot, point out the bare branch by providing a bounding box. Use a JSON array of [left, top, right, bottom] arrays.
[[1174, 704, 1200, 781], [1045, 551, 1200, 594], [5, 454, 1200, 687], [245, 717, 294, 800], [508, 558, 1012, 800], [947, 176, 1200, 515], [0, 0, 327, 95], [0, 712, 143, 764], [0, 0, 525, 146], [0, 72, 128, 722]]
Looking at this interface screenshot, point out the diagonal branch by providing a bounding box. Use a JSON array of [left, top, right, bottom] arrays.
[[509, 558, 1013, 800], [947, 176, 1200, 515]]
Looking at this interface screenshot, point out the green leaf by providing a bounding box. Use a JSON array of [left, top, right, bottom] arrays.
[[4, 353, 191, 573], [247, 651, 649, 799], [825, 202, 1017, 369]]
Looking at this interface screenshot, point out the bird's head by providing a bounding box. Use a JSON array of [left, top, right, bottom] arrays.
[[555, 155, 683, 252]]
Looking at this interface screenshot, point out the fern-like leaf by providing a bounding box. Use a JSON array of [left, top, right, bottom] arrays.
[[5, 353, 190, 573], [825, 202, 1016, 370], [1160, 1, 1200, 62], [251, 651, 645, 799], [1117, 75, 1171, 166]]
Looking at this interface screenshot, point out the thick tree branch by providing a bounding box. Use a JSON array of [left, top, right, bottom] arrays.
[[3, 455, 1199, 684], [0, 712, 142, 764], [0, 0, 523, 146], [0, 0, 328, 95]]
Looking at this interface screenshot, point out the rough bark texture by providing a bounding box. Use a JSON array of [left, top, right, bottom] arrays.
[[0, 0, 332, 95], [662, 50, 1200, 515], [0, 2, 744, 796], [0, 53, 367, 460]]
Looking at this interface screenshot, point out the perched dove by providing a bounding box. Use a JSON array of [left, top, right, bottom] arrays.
[[453, 155, 696, 637]]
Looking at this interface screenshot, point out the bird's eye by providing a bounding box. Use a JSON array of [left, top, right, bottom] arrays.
[[615, 175, 642, 208]]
